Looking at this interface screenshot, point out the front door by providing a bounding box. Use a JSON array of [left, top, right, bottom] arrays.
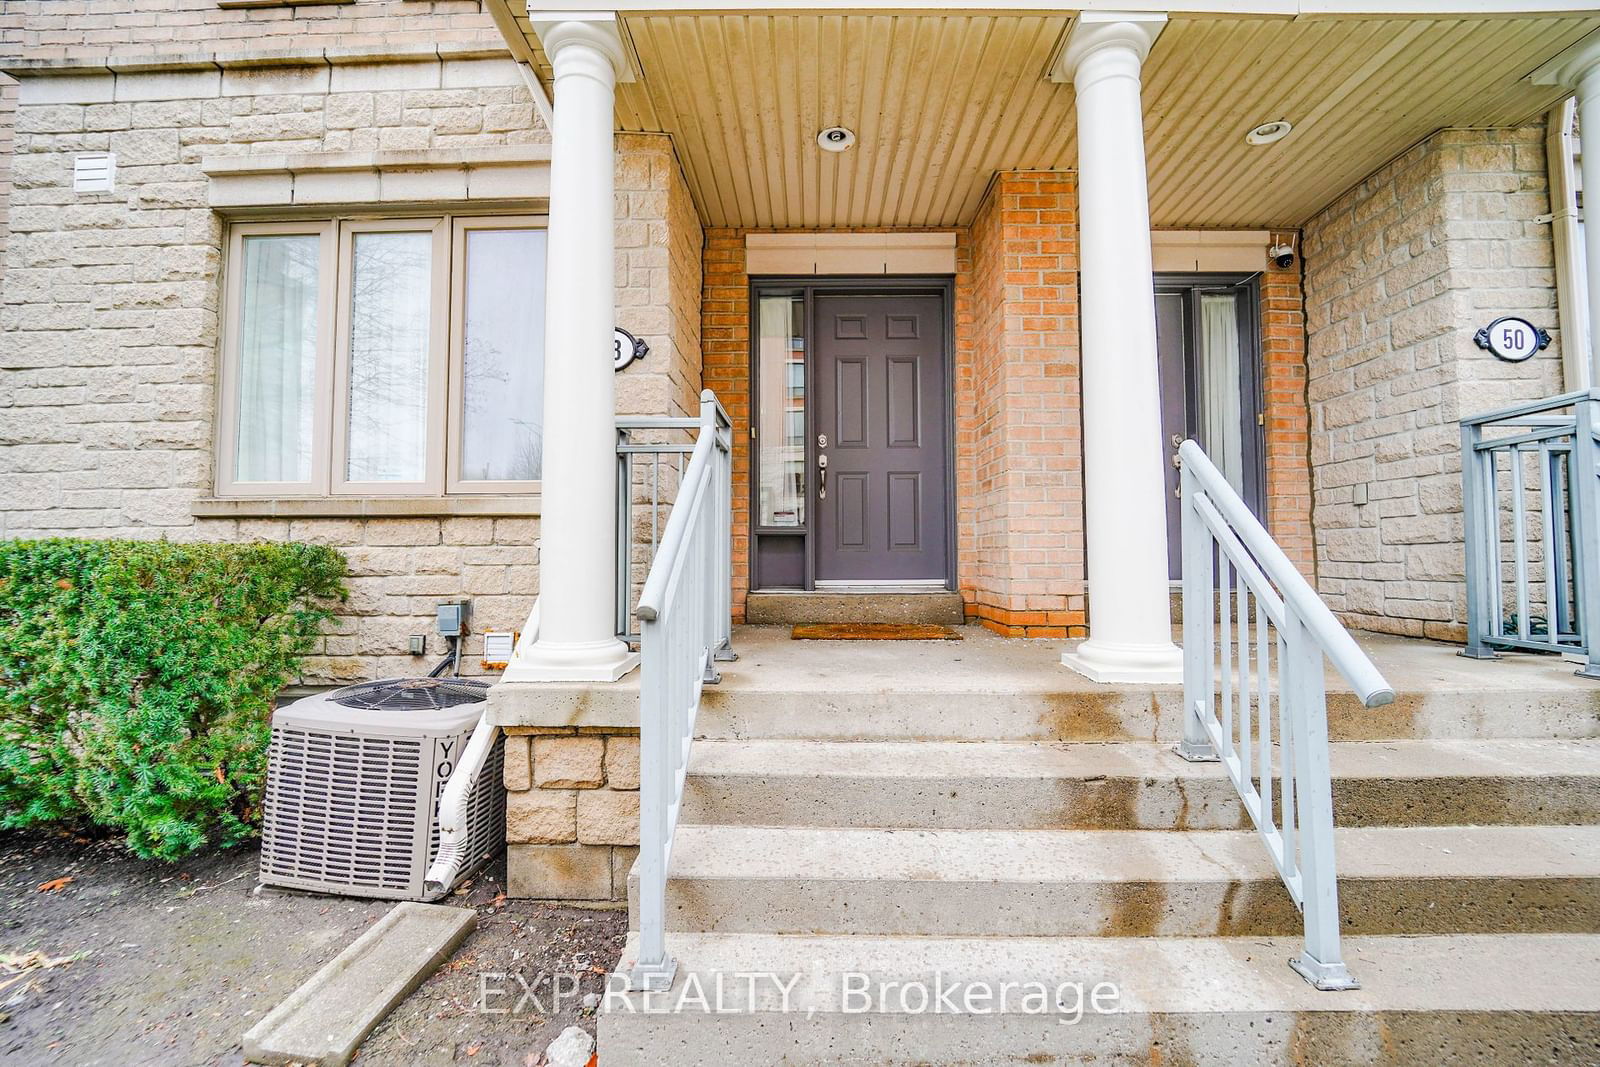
[[1155, 276, 1266, 578], [813, 293, 950, 584]]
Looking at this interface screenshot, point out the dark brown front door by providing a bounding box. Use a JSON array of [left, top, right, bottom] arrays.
[[813, 293, 950, 583]]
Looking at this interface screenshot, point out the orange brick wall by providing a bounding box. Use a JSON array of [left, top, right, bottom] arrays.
[[1261, 231, 1316, 578], [700, 189, 1313, 631], [960, 173, 1088, 637], [701, 230, 754, 621]]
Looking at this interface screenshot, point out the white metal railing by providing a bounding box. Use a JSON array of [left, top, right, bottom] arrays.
[[616, 405, 734, 655], [1460, 390, 1600, 678], [1176, 440, 1394, 991], [625, 389, 734, 991]]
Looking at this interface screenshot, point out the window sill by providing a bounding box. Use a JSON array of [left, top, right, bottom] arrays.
[[193, 496, 541, 519]]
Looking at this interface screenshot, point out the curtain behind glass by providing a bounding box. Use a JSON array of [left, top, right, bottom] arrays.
[[460, 229, 546, 482], [757, 296, 804, 526], [346, 231, 432, 482], [235, 234, 319, 483], [1198, 292, 1245, 494]]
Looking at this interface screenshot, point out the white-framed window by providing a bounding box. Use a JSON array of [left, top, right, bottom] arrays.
[[216, 214, 547, 498]]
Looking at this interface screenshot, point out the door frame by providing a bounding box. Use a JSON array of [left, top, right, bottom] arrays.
[[747, 275, 958, 592], [1154, 271, 1268, 518]]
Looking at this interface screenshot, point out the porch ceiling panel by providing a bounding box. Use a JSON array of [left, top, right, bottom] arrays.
[[503, 10, 1599, 231]]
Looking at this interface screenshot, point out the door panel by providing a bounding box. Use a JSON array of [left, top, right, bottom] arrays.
[[1156, 292, 1188, 579], [814, 293, 949, 583]]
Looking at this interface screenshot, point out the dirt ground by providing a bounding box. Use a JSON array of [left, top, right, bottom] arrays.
[[0, 832, 627, 1066]]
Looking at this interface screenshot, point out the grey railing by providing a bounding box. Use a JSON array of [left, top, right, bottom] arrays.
[[1461, 390, 1600, 678], [1177, 439, 1393, 991], [616, 397, 735, 656], [624, 389, 734, 991]]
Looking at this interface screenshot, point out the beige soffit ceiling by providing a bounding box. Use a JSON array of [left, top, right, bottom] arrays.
[[497, 9, 1600, 230]]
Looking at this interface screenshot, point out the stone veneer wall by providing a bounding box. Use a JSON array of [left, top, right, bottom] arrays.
[[504, 728, 640, 901], [0, 47, 702, 683], [0, 0, 505, 64], [1304, 125, 1564, 640], [0, 74, 14, 286]]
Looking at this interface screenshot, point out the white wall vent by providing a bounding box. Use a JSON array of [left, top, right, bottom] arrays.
[[259, 677, 505, 901], [73, 152, 116, 194]]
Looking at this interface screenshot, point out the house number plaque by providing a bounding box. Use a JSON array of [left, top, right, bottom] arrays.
[[613, 328, 649, 371], [1473, 316, 1550, 363]]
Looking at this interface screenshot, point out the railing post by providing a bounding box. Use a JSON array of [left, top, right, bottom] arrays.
[[1284, 616, 1358, 991], [616, 429, 631, 642], [705, 391, 737, 664], [1572, 396, 1600, 678], [1460, 420, 1500, 660], [627, 618, 677, 991], [1177, 458, 1218, 762]]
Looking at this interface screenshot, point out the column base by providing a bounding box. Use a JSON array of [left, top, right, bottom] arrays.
[[1062, 638, 1184, 684], [501, 637, 639, 683]]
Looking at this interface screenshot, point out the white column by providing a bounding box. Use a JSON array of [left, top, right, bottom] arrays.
[[504, 14, 638, 682], [1054, 13, 1184, 684], [1535, 30, 1600, 386]]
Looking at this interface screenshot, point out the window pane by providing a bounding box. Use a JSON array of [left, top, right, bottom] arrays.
[[346, 230, 432, 483], [235, 234, 319, 483], [757, 295, 805, 527], [460, 228, 547, 482], [1197, 291, 1245, 494]]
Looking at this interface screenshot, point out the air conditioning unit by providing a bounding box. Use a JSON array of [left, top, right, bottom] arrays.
[[259, 677, 505, 901]]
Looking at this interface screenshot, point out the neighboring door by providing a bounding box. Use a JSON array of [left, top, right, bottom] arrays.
[[1156, 278, 1265, 579], [813, 293, 950, 583]]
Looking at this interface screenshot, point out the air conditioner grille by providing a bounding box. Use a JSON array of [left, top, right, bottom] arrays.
[[262, 728, 426, 893], [330, 677, 490, 711]]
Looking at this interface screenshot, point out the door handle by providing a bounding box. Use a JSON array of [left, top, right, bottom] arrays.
[[818, 453, 828, 500]]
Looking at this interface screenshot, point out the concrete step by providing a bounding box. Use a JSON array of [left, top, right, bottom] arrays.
[[745, 591, 966, 626], [680, 739, 1600, 830], [641, 824, 1600, 938], [694, 686, 1600, 742], [488, 628, 1600, 743], [600, 931, 1600, 1065]]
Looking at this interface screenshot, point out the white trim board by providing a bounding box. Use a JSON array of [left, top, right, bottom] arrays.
[[1151, 230, 1272, 273], [745, 232, 957, 276]]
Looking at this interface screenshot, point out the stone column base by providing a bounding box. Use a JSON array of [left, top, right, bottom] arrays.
[[501, 725, 640, 902]]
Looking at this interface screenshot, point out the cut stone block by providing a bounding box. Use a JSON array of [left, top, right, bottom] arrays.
[[508, 842, 614, 900]]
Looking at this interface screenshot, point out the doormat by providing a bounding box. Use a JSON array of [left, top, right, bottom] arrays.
[[790, 623, 962, 641]]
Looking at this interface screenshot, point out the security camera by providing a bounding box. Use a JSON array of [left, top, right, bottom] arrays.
[[1268, 242, 1296, 270]]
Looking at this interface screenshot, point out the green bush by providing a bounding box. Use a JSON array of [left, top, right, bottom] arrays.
[[0, 539, 347, 860]]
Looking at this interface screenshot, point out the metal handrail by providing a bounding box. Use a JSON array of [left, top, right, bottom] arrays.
[[616, 397, 735, 654], [624, 389, 734, 992], [1177, 439, 1393, 991], [1460, 390, 1600, 678]]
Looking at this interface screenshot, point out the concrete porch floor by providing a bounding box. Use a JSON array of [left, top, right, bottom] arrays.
[[487, 625, 1600, 743], [716, 624, 1597, 698]]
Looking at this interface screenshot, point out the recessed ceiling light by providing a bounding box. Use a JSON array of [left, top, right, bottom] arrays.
[[1245, 120, 1293, 146], [817, 126, 856, 152]]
